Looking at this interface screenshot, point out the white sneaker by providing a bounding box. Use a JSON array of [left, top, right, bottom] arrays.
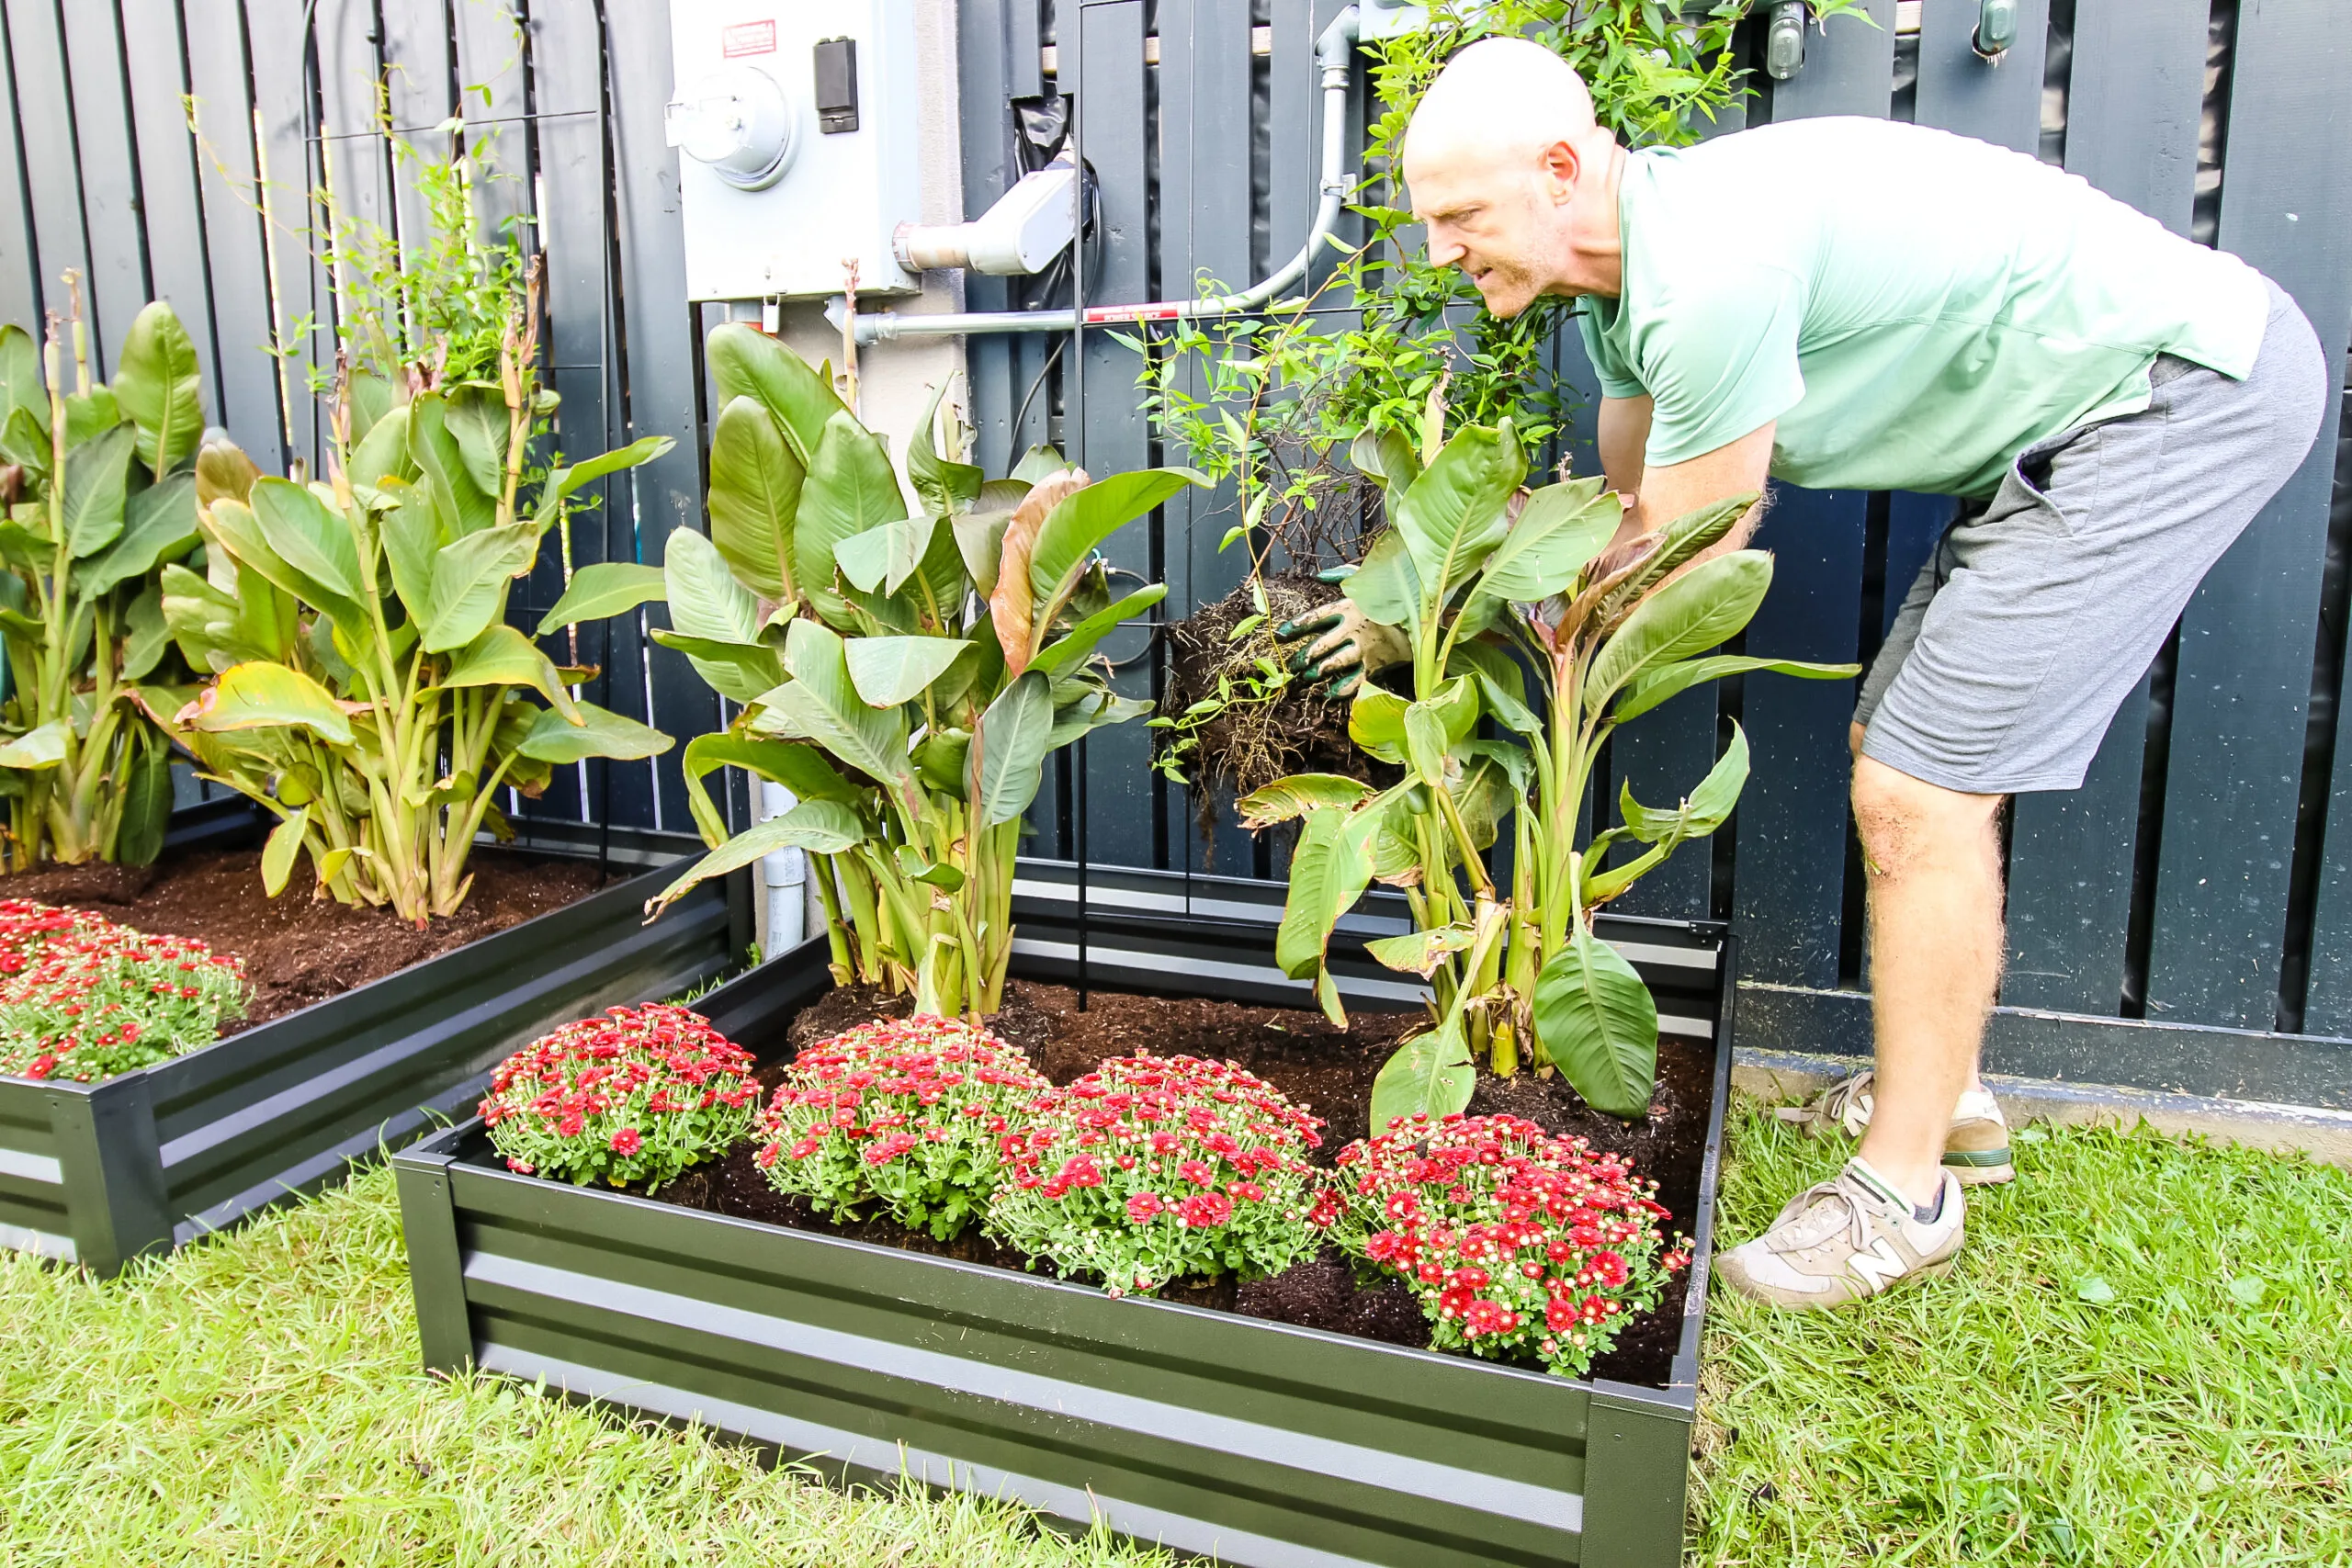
[[1715, 1157, 1965, 1311], [1775, 1070, 2015, 1186]]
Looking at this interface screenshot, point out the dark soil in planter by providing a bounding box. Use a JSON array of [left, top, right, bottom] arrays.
[[649, 976, 1713, 1389], [4, 848, 609, 1033]]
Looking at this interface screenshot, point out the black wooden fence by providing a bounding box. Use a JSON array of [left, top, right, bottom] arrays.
[[3, 0, 2349, 1105]]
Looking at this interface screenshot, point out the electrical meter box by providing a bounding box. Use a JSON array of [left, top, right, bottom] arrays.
[[665, 0, 924, 301]]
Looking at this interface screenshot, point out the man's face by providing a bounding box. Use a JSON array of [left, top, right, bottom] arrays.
[[1405, 141, 1565, 318]]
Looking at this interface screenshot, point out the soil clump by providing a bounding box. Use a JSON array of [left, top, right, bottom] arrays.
[[5, 847, 608, 1032]]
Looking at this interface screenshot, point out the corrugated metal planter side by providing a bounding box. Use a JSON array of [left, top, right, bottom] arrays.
[[0, 819, 752, 1276], [394, 863, 1734, 1568]]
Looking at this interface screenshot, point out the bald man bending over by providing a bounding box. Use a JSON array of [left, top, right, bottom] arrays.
[[1293, 39, 2325, 1308]]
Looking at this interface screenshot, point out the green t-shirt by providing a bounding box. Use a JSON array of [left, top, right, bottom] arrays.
[[1576, 117, 2270, 499]]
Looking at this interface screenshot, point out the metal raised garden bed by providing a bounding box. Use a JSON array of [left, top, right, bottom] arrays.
[[0, 806, 752, 1276], [394, 861, 1734, 1568]]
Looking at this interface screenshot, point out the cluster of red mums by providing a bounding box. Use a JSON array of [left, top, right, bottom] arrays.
[[479, 1003, 760, 1190], [1326, 1111, 1690, 1377], [754, 1014, 1049, 1239], [988, 1052, 1331, 1294], [0, 898, 248, 1082]]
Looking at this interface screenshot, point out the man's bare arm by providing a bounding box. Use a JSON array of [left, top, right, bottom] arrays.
[[1597, 394, 1652, 500], [1611, 418, 1776, 554]]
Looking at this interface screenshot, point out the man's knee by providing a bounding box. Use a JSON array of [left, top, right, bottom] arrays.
[[1851, 756, 2003, 878]]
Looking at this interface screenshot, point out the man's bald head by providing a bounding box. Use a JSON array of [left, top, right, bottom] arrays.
[[1403, 38, 1595, 171], [1401, 39, 1616, 317]]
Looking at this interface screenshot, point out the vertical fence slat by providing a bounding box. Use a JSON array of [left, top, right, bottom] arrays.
[[1735, 484, 1867, 986], [2064, 0, 2208, 237], [606, 0, 715, 830], [380, 0, 457, 259], [959, 0, 1020, 478], [0, 4, 37, 327], [1159, 0, 1256, 876], [57, 0, 149, 371], [1911, 0, 2047, 154], [316, 0, 392, 260], [182, 0, 285, 471], [246, 0, 326, 470], [1761, 0, 1894, 120], [454, 0, 535, 246], [2002, 4, 2208, 1015], [120, 0, 218, 391], [1074, 0, 1156, 867], [2148, 0, 2352, 1030], [6, 0, 91, 331], [1726, 8, 1887, 986]]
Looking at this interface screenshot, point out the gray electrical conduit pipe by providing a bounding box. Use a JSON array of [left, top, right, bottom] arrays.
[[831, 4, 1363, 346]]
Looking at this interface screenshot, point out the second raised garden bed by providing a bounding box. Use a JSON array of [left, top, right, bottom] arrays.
[[0, 807, 751, 1276], [395, 862, 1733, 1568]]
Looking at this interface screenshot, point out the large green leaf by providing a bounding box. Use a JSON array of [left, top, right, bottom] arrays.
[[834, 513, 936, 595], [706, 397, 803, 602], [441, 624, 582, 722], [1472, 476, 1620, 604], [662, 525, 764, 648], [247, 477, 362, 603], [514, 700, 673, 763], [536, 561, 669, 637], [0, 719, 67, 769], [1364, 922, 1476, 978], [1532, 926, 1659, 1117], [347, 403, 413, 489], [796, 411, 903, 626], [643, 798, 862, 919], [1234, 773, 1373, 829], [950, 509, 1011, 598], [1392, 422, 1522, 604], [406, 393, 499, 538], [379, 481, 439, 627], [844, 635, 968, 708], [443, 382, 510, 496], [422, 523, 537, 651], [1448, 639, 1543, 737], [61, 423, 134, 559], [113, 302, 206, 477], [1612, 653, 1859, 723], [972, 669, 1054, 826], [261, 807, 309, 896], [0, 324, 40, 427], [542, 435, 675, 512], [1024, 468, 1204, 637], [706, 323, 843, 462], [1342, 526, 1423, 629], [1369, 1017, 1476, 1134], [1402, 697, 1451, 788], [120, 581, 170, 680], [1348, 684, 1410, 763], [1600, 493, 1757, 614], [76, 470, 197, 595], [767, 618, 918, 807], [1273, 803, 1379, 1008], [1349, 425, 1420, 502], [908, 378, 985, 516], [647, 629, 787, 704], [1028, 583, 1166, 676], [113, 734, 172, 863], [1585, 549, 1773, 714], [184, 661, 353, 745], [680, 731, 863, 846]]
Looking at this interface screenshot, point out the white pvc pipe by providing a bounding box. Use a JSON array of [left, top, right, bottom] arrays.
[[833, 5, 1363, 345], [756, 780, 807, 956]]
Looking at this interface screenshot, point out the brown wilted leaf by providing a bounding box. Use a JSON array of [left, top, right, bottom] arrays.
[[989, 467, 1087, 675]]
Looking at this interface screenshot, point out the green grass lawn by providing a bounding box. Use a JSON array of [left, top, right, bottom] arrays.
[[1, 1107, 2344, 1566]]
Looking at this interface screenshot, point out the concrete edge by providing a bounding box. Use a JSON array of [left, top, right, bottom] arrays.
[[1733, 1048, 2352, 1169]]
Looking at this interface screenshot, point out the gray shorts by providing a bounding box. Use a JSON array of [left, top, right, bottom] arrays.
[[1853, 276, 2330, 795]]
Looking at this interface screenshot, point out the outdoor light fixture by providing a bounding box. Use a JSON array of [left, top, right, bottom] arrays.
[[1764, 1, 1808, 81], [1973, 0, 2018, 60]]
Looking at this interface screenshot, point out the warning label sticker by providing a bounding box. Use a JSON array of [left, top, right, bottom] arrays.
[[722, 20, 777, 57]]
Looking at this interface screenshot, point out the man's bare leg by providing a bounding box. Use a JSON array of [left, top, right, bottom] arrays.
[[1847, 749, 2007, 1206]]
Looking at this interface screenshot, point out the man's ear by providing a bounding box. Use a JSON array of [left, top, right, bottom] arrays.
[[1539, 138, 1582, 205]]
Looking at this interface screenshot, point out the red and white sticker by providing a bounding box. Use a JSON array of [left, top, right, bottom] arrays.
[[722, 20, 777, 57]]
